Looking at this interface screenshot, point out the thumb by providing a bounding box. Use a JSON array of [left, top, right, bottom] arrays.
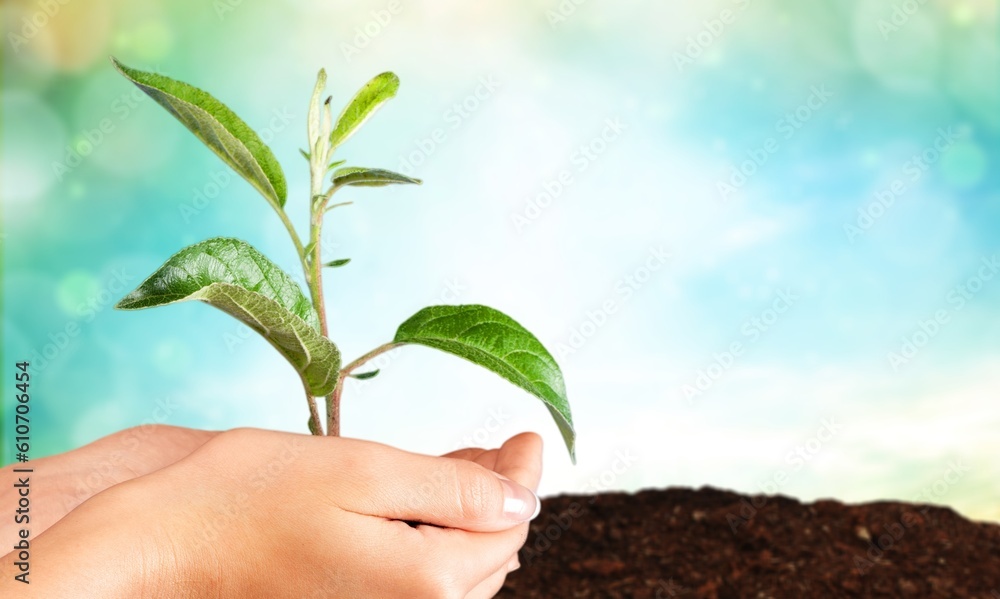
[[336, 441, 540, 532]]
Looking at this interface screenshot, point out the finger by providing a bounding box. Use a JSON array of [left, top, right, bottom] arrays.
[[68, 426, 221, 499], [465, 554, 518, 598], [331, 439, 540, 532], [78, 425, 220, 479], [417, 522, 527, 592], [441, 447, 489, 462], [440, 448, 498, 472], [508, 554, 520, 572], [493, 432, 543, 492], [472, 448, 499, 472]]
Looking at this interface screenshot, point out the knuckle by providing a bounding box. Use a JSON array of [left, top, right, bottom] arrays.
[[195, 427, 259, 462], [217, 427, 262, 447], [455, 465, 502, 524]]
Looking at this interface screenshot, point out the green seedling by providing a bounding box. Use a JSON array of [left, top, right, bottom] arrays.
[[110, 58, 576, 461]]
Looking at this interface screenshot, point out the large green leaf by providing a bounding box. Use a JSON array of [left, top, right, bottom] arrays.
[[332, 167, 421, 188], [329, 72, 399, 150], [115, 238, 340, 396], [111, 58, 288, 210], [394, 305, 576, 461]]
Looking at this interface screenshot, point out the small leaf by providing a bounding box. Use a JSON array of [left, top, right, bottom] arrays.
[[329, 72, 399, 150], [393, 305, 576, 462], [324, 258, 351, 268], [299, 148, 311, 161], [332, 167, 421, 188], [350, 369, 380, 380], [115, 238, 340, 396], [111, 58, 288, 209], [307, 69, 327, 150], [327, 158, 347, 172]]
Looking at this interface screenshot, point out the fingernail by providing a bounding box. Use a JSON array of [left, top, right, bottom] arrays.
[[496, 474, 541, 522]]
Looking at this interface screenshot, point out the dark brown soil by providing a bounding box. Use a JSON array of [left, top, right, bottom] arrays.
[[499, 487, 1000, 598]]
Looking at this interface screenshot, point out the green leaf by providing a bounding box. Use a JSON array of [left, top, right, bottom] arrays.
[[329, 72, 399, 150], [350, 369, 380, 380], [324, 258, 351, 268], [111, 58, 288, 209], [115, 238, 341, 396], [332, 167, 422, 188], [393, 305, 575, 462]]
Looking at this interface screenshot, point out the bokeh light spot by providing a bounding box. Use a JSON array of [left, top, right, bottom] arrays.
[[154, 339, 194, 375], [56, 271, 101, 317], [940, 141, 987, 190], [132, 21, 174, 62], [0, 92, 67, 205]]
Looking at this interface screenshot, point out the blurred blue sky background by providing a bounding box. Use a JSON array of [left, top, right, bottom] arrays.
[[2, 0, 998, 521]]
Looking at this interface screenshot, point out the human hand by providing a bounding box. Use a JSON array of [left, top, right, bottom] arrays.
[[0, 424, 219, 541], [3, 429, 543, 598]]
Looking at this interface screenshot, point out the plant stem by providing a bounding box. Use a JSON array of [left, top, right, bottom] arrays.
[[303, 376, 323, 435], [300, 82, 342, 437], [312, 187, 343, 435], [276, 206, 310, 279], [325, 200, 353, 213], [324, 342, 400, 436], [276, 203, 318, 434], [326, 374, 345, 437], [342, 342, 402, 374], [308, 211, 328, 336]]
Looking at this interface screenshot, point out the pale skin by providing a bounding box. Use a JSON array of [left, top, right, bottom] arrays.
[[0, 425, 543, 598]]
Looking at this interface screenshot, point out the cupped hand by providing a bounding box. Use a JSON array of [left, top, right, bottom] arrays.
[[4, 429, 543, 598]]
